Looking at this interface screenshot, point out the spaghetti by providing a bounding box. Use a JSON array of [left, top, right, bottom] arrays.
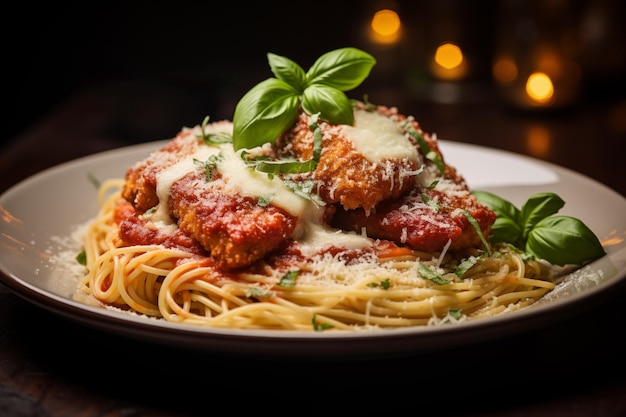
[[76, 177, 555, 331]]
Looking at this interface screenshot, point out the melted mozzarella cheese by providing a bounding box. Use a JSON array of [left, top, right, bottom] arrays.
[[220, 146, 371, 250], [218, 145, 308, 217], [342, 109, 419, 164], [298, 222, 372, 257], [150, 122, 372, 251], [152, 144, 217, 224]]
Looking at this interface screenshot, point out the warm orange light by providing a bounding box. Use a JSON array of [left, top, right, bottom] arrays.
[[371, 9, 401, 36], [525, 72, 554, 103], [525, 125, 551, 158], [430, 43, 467, 81], [434, 43, 463, 70], [369, 9, 401, 44], [608, 100, 626, 134], [493, 56, 518, 84]]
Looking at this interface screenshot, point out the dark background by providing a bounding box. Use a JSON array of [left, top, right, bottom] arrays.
[[8, 0, 622, 141], [6, 1, 625, 144], [6, 0, 383, 143]]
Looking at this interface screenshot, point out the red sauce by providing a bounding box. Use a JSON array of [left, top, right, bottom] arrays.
[[114, 200, 206, 256]]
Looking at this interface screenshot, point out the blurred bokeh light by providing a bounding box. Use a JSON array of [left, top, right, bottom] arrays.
[[369, 9, 402, 44]]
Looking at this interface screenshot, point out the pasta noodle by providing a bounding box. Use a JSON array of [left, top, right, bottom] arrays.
[[76, 178, 555, 331]]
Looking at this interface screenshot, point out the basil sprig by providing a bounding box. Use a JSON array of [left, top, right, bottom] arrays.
[[248, 113, 323, 175], [232, 47, 376, 151], [472, 190, 605, 266]]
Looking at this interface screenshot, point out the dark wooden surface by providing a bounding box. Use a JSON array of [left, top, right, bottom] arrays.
[[1, 75, 625, 416]]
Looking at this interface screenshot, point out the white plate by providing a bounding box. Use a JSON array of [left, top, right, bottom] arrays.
[[1, 140, 625, 358]]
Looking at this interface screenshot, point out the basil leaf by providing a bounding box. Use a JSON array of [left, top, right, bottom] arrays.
[[460, 210, 492, 255], [306, 47, 376, 91], [473, 190, 605, 266], [490, 217, 524, 247], [267, 52, 307, 92], [526, 215, 606, 266], [472, 190, 519, 220], [472, 190, 523, 245], [520, 192, 565, 238], [418, 263, 449, 285], [312, 314, 334, 331], [232, 78, 300, 150], [455, 255, 480, 278], [254, 158, 317, 175], [302, 85, 353, 125], [76, 250, 87, 266], [277, 270, 299, 288], [232, 47, 376, 150]]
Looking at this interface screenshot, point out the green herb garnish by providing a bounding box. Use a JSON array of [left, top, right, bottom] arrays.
[[248, 113, 323, 175], [418, 263, 450, 285], [246, 286, 274, 299], [472, 190, 605, 266], [421, 193, 491, 255], [447, 308, 463, 320], [312, 314, 334, 331], [454, 255, 481, 278], [282, 178, 326, 205], [194, 153, 223, 181], [76, 250, 87, 266], [277, 270, 299, 288], [460, 210, 492, 256], [232, 47, 376, 151], [87, 173, 101, 189], [257, 195, 273, 207], [402, 120, 444, 174], [196, 115, 232, 145], [367, 278, 391, 289]]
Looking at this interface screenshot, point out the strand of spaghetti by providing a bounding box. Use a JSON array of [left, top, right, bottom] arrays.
[[314, 299, 432, 325], [503, 276, 555, 289], [116, 248, 190, 315], [97, 178, 125, 206], [192, 280, 257, 317], [275, 282, 460, 322], [87, 245, 166, 303], [511, 250, 526, 279], [212, 299, 355, 330], [164, 296, 352, 330], [159, 262, 253, 321], [88, 253, 119, 302], [470, 292, 545, 317], [492, 287, 552, 305]]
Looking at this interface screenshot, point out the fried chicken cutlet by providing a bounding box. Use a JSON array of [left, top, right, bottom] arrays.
[[120, 123, 299, 269], [169, 170, 297, 269], [275, 104, 422, 215], [121, 121, 232, 213], [331, 188, 496, 253], [276, 104, 495, 253]]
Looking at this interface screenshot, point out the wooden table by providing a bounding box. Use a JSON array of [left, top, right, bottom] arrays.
[[1, 80, 625, 416]]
